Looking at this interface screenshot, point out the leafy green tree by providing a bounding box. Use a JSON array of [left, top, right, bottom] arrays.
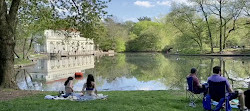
[[190, 0, 214, 53], [16, 1, 56, 59], [131, 21, 160, 35], [167, 5, 205, 52], [0, 0, 110, 88], [102, 17, 130, 52], [126, 21, 167, 51], [0, 0, 22, 88]]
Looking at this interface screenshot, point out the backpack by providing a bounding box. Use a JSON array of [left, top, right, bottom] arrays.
[[203, 94, 211, 110]]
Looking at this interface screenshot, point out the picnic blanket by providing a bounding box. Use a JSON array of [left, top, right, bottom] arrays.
[[45, 93, 108, 101]]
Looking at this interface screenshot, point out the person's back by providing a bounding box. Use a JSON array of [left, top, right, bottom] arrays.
[[65, 80, 73, 94], [187, 68, 204, 94], [82, 82, 96, 96], [82, 74, 97, 96], [207, 80, 227, 102], [207, 66, 247, 110], [207, 66, 231, 93]]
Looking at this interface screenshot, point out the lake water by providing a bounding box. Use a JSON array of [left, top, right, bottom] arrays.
[[16, 53, 250, 91]]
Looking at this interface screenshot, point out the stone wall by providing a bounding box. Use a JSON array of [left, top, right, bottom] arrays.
[[34, 30, 95, 56]]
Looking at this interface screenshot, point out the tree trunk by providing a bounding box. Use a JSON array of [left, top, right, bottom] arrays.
[[25, 36, 34, 59], [209, 58, 214, 76], [219, 0, 223, 53], [0, 32, 17, 88], [199, 1, 214, 53], [223, 23, 227, 49], [0, 0, 21, 88], [14, 50, 20, 58], [22, 38, 27, 59], [206, 19, 214, 53]]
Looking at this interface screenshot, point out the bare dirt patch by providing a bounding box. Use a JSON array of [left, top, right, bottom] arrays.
[[0, 89, 42, 101]]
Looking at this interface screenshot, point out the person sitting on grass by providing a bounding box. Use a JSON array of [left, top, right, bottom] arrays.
[[81, 74, 97, 96], [187, 68, 206, 94], [63, 77, 74, 98], [207, 66, 248, 111]]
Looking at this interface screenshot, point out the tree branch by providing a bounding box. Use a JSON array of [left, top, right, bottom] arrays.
[[8, 0, 21, 25], [25, 35, 34, 58], [71, 0, 80, 15], [13, 50, 20, 58], [171, 20, 201, 47]]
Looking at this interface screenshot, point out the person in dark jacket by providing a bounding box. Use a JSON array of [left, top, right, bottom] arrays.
[[244, 82, 250, 109]]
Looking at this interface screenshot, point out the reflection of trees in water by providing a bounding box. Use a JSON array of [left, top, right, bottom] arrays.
[[125, 54, 250, 89], [15, 69, 35, 89], [83, 54, 250, 89], [87, 54, 135, 84], [222, 57, 250, 88]]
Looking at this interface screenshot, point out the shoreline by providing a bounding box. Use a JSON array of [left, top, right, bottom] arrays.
[[14, 52, 250, 68], [167, 53, 250, 57], [14, 54, 48, 69]]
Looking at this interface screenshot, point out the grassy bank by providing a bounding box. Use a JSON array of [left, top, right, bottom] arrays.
[[169, 48, 250, 55], [14, 59, 32, 65], [0, 90, 240, 111], [14, 54, 47, 68]]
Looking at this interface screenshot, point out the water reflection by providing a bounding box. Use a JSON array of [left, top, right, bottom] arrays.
[[16, 53, 250, 91], [16, 55, 95, 91]]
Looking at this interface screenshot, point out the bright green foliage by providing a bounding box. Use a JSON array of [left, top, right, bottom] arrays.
[[49, 0, 111, 39], [166, 5, 206, 53], [11, 0, 250, 54], [115, 38, 126, 52], [226, 18, 250, 47], [132, 21, 161, 36], [99, 18, 131, 52], [126, 21, 167, 51], [15, 1, 57, 59], [14, 0, 111, 55]]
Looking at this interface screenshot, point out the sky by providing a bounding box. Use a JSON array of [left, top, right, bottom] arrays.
[[105, 0, 190, 22]]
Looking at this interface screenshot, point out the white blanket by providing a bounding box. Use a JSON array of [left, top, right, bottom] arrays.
[[44, 93, 108, 101]]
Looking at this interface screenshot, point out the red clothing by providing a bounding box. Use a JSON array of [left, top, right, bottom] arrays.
[[188, 74, 200, 91]]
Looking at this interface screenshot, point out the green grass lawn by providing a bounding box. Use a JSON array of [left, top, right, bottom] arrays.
[[0, 90, 240, 111], [0, 90, 202, 111]]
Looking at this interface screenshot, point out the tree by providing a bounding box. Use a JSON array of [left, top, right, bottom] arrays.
[[137, 16, 151, 21], [207, 0, 245, 51], [50, 0, 110, 39], [191, 0, 214, 53], [167, 5, 205, 52], [0, 0, 110, 88], [103, 17, 129, 52], [244, 0, 250, 16], [0, 0, 21, 88], [16, 1, 56, 59], [126, 21, 166, 51]]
